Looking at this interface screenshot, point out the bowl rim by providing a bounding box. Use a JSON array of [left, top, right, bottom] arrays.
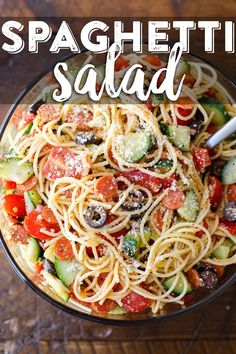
[[0, 48, 236, 326]]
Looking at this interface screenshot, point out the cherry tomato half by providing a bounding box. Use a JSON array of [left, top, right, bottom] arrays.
[[17, 176, 38, 193], [3, 194, 26, 218], [144, 55, 161, 66], [53, 237, 74, 260], [95, 176, 118, 201], [91, 299, 117, 314], [24, 210, 60, 241], [122, 291, 151, 313], [115, 56, 129, 71], [192, 147, 212, 173], [162, 188, 185, 210], [228, 184, 236, 202], [208, 176, 223, 209]]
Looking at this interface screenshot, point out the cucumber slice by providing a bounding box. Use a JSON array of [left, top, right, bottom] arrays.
[[123, 232, 140, 258], [108, 305, 127, 315], [0, 158, 34, 184], [54, 258, 80, 287], [140, 227, 153, 247], [24, 191, 35, 214], [28, 189, 42, 206], [213, 244, 231, 259], [178, 189, 199, 222], [116, 131, 152, 162], [42, 271, 70, 302], [199, 97, 230, 125], [154, 159, 173, 173], [44, 244, 55, 263], [20, 237, 41, 263], [175, 59, 190, 79], [150, 93, 165, 105], [22, 122, 33, 136], [222, 157, 236, 185], [163, 273, 192, 295], [167, 125, 191, 152]]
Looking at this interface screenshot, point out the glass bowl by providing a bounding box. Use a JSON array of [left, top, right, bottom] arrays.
[[0, 47, 236, 325]]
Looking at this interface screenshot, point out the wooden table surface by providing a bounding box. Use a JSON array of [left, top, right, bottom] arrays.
[[1, 1, 236, 354]]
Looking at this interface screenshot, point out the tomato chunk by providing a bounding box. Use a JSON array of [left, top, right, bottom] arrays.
[[42, 206, 58, 224], [37, 104, 61, 123], [144, 55, 161, 66], [206, 124, 218, 135], [95, 176, 118, 201], [208, 176, 223, 209], [54, 237, 74, 260], [9, 224, 28, 244], [106, 214, 129, 240], [152, 207, 165, 230], [120, 170, 174, 194], [5, 180, 16, 191], [67, 108, 93, 131], [91, 299, 117, 314], [24, 210, 60, 241], [183, 73, 195, 88], [122, 291, 151, 312], [219, 218, 236, 235], [186, 269, 203, 288], [115, 56, 129, 71], [228, 184, 236, 202], [17, 176, 38, 193], [192, 147, 212, 173], [196, 221, 208, 238], [43, 147, 90, 181], [162, 188, 185, 210], [3, 194, 26, 218]]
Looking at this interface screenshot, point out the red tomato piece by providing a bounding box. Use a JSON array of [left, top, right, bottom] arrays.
[[120, 170, 174, 194], [105, 215, 129, 240], [152, 207, 165, 230], [5, 180, 16, 191], [144, 55, 161, 66], [196, 220, 208, 238], [95, 176, 118, 201], [91, 299, 117, 314], [20, 112, 35, 129], [37, 104, 61, 123], [43, 147, 90, 181], [219, 218, 236, 235], [115, 56, 129, 71], [17, 176, 38, 193], [3, 194, 26, 218], [42, 206, 58, 224], [182, 292, 195, 303], [186, 269, 203, 288], [208, 176, 223, 209], [86, 244, 105, 257], [24, 210, 60, 241], [162, 188, 185, 210], [97, 272, 109, 286], [192, 147, 212, 173], [183, 73, 196, 88], [122, 291, 151, 313], [206, 124, 218, 134], [228, 184, 236, 202], [69, 291, 92, 307], [9, 224, 28, 244], [146, 99, 153, 111], [176, 97, 194, 125], [67, 108, 93, 131], [35, 261, 44, 274], [53, 237, 74, 260]]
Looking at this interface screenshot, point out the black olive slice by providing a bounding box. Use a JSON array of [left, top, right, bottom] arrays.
[[121, 189, 145, 211], [75, 132, 101, 145], [85, 205, 107, 228], [30, 99, 45, 115], [189, 120, 202, 136], [224, 202, 236, 222], [200, 270, 218, 289]]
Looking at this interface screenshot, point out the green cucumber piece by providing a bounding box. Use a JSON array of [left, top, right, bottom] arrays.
[[163, 273, 192, 295], [0, 158, 34, 184], [199, 97, 230, 125], [213, 244, 231, 259], [116, 131, 152, 162], [55, 258, 80, 287], [24, 191, 35, 214], [175, 59, 190, 79], [22, 122, 33, 136], [42, 271, 70, 302], [44, 244, 55, 263], [150, 93, 165, 105], [20, 237, 41, 263], [140, 227, 153, 247], [167, 125, 191, 152], [28, 189, 42, 206], [108, 305, 127, 315], [123, 233, 140, 258], [222, 157, 236, 185], [154, 159, 173, 173], [178, 189, 199, 222]]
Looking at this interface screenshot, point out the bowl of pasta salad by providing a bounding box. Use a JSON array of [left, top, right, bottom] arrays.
[[0, 46, 236, 324]]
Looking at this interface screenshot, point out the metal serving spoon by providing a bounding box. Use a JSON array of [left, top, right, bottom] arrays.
[[205, 116, 236, 149]]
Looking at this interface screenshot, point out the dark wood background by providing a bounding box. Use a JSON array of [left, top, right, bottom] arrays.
[[1, 1, 236, 354]]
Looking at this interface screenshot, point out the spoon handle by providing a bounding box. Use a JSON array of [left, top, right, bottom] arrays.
[[205, 116, 236, 149]]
